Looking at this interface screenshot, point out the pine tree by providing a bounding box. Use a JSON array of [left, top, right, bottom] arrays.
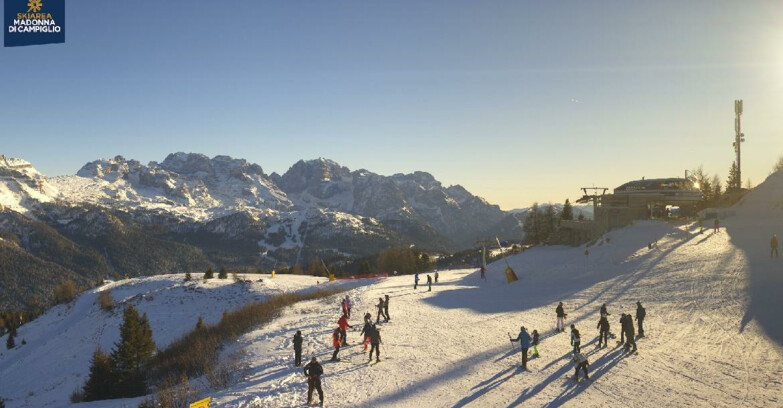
[[203, 267, 214, 280], [774, 155, 783, 173], [5, 330, 14, 349], [291, 264, 304, 275], [544, 203, 557, 241], [111, 305, 156, 397], [522, 203, 539, 244], [195, 316, 205, 330], [83, 347, 115, 401], [561, 199, 574, 221], [358, 260, 372, 275], [218, 266, 228, 279], [727, 161, 739, 192], [184, 272, 192, 282]]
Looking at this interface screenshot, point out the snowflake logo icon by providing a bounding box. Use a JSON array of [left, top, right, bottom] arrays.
[[27, 0, 42, 12]]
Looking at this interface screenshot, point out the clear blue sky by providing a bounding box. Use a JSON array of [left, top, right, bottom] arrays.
[[2, 0, 782, 209]]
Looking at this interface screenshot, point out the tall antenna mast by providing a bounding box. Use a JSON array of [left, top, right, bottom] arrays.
[[733, 100, 745, 190]]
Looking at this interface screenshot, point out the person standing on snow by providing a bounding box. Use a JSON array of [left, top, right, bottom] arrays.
[[303, 357, 325, 406], [772, 234, 779, 258], [383, 294, 390, 322], [344, 296, 353, 318], [369, 324, 383, 363], [414, 273, 420, 289], [375, 297, 386, 324], [427, 274, 433, 292], [556, 302, 567, 332], [623, 314, 637, 353], [597, 315, 610, 348], [510, 326, 533, 369], [293, 330, 303, 367], [570, 324, 581, 354], [364, 312, 372, 325], [600, 303, 610, 318], [360, 320, 373, 352], [531, 329, 540, 357], [331, 327, 342, 361], [434, 271, 439, 283], [714, 218, 720, 233], [635, 302, 646, 338], [337, 313, 351, 346], [341, 298, 348, 316], [573, 352, 590, 381], [619, 313, 627, 344]]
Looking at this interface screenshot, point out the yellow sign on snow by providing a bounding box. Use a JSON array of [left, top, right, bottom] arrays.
[[190, 397, 211, 408], [329, 274, 336, 282], [505, 266, 518, 283]]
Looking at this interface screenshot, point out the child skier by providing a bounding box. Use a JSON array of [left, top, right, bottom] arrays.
[[361, 320, 373, 352], [570, 324, 581, 354], [531, 329, 540, 357], [344, 296, 353, 318], [331, 327, 342, 361]]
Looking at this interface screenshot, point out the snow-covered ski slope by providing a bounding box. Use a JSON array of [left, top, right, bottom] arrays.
[[3, 171, 783, 408]]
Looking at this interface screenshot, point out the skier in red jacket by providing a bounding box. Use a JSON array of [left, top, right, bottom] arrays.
[[338, 313, 352, 346], [331, 327, 342, 361]]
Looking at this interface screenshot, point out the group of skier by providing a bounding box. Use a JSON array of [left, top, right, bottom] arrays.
[[414, 272, 438, 291], [295, 293, 392, 406], [509, 300, 647, 382]]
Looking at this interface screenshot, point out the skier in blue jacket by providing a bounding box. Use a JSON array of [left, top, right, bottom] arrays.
[[510, 326, 533, 370]]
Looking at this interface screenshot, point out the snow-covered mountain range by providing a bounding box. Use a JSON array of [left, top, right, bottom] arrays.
[[0, 153, 517, 309]]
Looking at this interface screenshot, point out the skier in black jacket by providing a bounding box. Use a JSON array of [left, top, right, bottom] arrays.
[[619, 313, 627, 344], [383, 294, 390, 322], [293, 330, 303, 366], [635, 301, 646, 338], [369, 324, 383, 363], [375, 297, 387, 324], [600, 303, 610, 318], [596, 316, 610, 348], [623, 314, 637, 353], [556, 302, 566, 332], [361, 321, 373, 352], [303, 357, 324, 406]]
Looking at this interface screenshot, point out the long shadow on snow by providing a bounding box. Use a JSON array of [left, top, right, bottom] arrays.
[[449, 365, 520, 408], [422, 229, 691, 334], [727, 221, 783, 345], [507, 347, 626, 408], [366, 343, 510, 406]]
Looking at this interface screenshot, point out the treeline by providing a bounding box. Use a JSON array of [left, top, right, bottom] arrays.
[[265, 246, 434, 278], [522, 199, 581, 245]]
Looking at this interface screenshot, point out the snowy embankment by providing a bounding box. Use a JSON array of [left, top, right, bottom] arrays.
[[0, 274, 361, 408]]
